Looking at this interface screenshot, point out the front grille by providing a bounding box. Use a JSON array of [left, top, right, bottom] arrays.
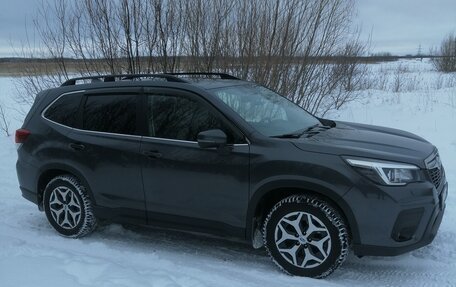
[[425, 152, 443, 188], [428, 167, 442, 188]]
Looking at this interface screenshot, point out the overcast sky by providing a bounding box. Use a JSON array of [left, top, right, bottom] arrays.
[[356, 0, 456, 55], [0, 0, 455, 57], [0, 0, 37, 57]]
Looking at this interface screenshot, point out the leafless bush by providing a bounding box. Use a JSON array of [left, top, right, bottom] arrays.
[[450, 88, 456, 109], [392, 64, 409, 93], [393, 68, 402, 93], [0, 102, 11, 137], [372, 66, 389, 91], [323, 40, 369, 112], [432, 33, 456, 72], [16, 0, 367, 116]]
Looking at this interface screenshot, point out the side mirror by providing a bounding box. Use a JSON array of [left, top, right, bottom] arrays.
[[197, 129, 227, 148]]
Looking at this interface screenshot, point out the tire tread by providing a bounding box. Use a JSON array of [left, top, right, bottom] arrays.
[[263, 194, 349, 278], [45, 174, 97, 238]]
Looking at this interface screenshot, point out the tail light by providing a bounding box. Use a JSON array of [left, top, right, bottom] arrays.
[[15, 129, 31, 145]]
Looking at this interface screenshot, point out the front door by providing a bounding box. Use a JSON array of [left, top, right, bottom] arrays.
[[140, 88, 249, 236]]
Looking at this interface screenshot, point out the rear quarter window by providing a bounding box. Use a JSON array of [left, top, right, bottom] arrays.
[[43, 93, 82, 128]]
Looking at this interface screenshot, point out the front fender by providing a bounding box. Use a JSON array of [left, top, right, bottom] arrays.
[[245, 177, 361, 245]]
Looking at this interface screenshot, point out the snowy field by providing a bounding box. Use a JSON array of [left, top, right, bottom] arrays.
[[0, 59, 455, 286]]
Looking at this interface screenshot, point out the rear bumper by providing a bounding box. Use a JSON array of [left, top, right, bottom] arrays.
[[20, 187, 39, 204], [16, 159, 39, 207]]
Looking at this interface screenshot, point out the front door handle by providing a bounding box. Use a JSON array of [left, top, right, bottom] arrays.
[[69, 143, 85, 151], [143, 150, 162, 159]]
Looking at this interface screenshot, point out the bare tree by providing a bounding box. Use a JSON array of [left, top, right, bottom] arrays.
[[15, 0, 367, 116], [0, 102, 11, 137], [432, 33, 456, 72]]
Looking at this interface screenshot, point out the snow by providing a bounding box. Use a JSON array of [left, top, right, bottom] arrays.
[[1, 59, 455, 286]]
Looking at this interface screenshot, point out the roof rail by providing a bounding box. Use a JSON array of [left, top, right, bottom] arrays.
[[60, 74, 187, 86], [165, 72, 240, 80]]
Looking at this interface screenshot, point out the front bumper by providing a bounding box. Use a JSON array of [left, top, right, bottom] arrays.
[[346, 175, 447, 257]]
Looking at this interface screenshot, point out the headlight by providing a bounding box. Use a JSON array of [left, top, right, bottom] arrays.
[[345, 158, 421, 186]]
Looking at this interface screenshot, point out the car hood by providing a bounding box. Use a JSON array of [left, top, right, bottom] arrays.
[[292, 121, 435, 168]]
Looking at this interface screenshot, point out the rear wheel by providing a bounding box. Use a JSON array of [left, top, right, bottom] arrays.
[[43, 175, 97, 238], [263, 195, 349, 278]]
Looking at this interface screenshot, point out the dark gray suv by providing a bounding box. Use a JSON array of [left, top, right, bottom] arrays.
[[16, 73, 447, 278]]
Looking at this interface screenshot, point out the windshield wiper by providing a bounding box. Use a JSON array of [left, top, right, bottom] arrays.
[[271, 124, 321, 139]]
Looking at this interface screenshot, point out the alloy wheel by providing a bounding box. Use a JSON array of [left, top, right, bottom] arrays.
[[48, 186, 82, 229], [274, 211, 332, 268]]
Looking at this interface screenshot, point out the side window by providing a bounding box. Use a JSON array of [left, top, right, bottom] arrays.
[[44, 93, 82, 127], [147, 94, 242, 143], [83, 94, 137, 135]]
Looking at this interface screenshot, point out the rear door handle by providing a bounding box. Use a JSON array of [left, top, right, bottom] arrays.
[[143, 150, 162, 159], [69, 143, 85, 151]]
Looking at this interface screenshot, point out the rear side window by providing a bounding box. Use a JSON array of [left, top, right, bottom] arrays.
[[83, 94, 137, 135], [44, 93, 82, 127]]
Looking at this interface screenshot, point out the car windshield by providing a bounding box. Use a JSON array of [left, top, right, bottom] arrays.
[[211, 84, 320, 137]]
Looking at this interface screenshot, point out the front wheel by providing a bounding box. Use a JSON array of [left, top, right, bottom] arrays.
[[263, 195, 349, 278], [43, 174, 97, 238]]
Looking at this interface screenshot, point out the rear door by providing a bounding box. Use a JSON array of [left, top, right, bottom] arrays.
[[140, 88, 250, 236], [67, 87, 146, 223]]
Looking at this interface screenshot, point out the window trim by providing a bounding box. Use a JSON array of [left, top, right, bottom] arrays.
[[42, 89, 142, 139], [41, 88, 250, 146]]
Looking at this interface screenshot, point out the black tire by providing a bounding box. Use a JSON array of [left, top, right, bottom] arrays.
[[263, 195, 349, 278], [43, 174, 97, 238]]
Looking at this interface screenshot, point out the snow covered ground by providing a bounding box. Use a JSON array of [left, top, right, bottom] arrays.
[[1, 59, 455, 286]]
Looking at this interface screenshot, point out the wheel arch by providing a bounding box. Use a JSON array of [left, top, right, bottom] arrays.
[[36, 163, 95, 210], [246, 180, 360, 245]]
